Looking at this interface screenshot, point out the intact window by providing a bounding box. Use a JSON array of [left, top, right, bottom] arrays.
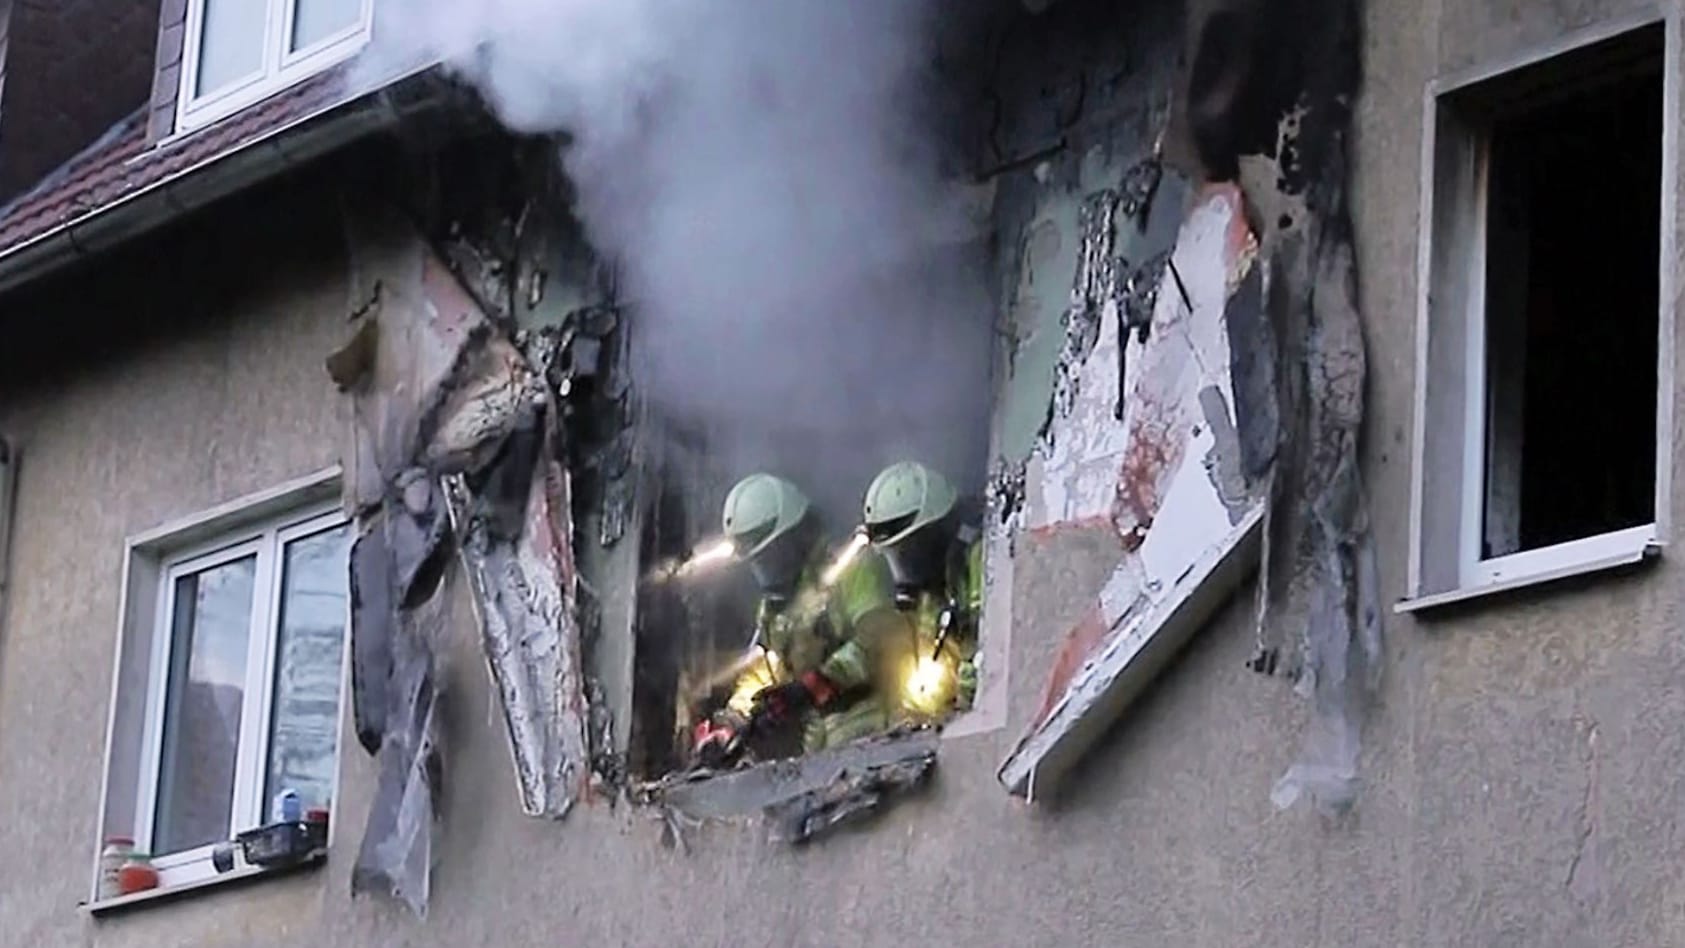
[[142, 511, 349, 886], [94, 476, 351, 902], [178, 0, 370, 132], [1407, 22, 1671, 604]]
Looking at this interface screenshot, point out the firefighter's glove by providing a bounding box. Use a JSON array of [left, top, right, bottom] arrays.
[[692, 713, 747, 769], [752, 671, 839, 726]]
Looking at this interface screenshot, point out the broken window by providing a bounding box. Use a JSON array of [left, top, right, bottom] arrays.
[[92, 474, 348, 903], [622, 425, 991, 782], [177, 0, 370, 133], [1408, 23, 1669, 603]]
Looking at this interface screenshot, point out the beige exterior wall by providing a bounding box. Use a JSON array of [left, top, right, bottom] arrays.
[[0, 0, 1681, 945]]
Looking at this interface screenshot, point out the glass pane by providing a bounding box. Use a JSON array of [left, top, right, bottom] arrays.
[[154, 555, 257, 855], [291, 0, 360, 53], [263, 525, 349, 819], [195, 0, 267, 98]]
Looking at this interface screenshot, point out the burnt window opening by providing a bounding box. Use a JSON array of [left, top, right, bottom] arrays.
[[1478, 38, 1662, 560], [623, 425, 992, 783]]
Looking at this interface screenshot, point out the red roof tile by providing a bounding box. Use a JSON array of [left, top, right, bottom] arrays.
[[0, 69, 352, 256]]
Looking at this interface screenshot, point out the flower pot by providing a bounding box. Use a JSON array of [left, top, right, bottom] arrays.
[[116, 856, 160, 895]]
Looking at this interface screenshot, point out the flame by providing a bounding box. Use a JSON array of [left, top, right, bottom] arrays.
[[820, 531, 869, 587]]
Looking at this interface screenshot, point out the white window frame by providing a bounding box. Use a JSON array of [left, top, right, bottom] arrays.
[[176, 0, 373, 134], [1401, 12, 1680, 611], [127, 499, 348, 891]]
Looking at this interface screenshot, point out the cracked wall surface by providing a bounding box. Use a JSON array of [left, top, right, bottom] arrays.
[[0, 0, 1682, 945]]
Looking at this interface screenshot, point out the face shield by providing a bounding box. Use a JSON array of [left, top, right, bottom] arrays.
[[873, 517, 946, 594], [745, 518, 812, 597]]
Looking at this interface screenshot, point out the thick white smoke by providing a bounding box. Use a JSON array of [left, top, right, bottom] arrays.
[[365, 1, 994, 517]]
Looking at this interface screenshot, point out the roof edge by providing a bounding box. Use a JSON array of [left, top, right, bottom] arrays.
[[0, 61, 451, 298]]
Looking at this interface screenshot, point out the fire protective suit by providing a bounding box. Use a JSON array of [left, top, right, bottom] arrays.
[[751, 538, 902, 750], [713, 473, 904, 756], [862, 461, 983, 718]]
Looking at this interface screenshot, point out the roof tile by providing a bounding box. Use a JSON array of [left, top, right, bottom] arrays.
[[0, 68, 349, 255]]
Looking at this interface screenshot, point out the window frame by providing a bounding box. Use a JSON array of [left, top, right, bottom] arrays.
[[89, 468, 350, 906], [1401, 13, 1680, 611], [176, 0, 373, 134], [133, 504, 346, 888]]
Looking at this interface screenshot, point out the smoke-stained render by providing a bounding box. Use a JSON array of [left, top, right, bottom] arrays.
[[324, 0, 1380, 917]]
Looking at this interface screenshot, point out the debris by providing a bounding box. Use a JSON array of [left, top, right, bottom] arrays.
[[599, 475, 635, 547], [1040, 187, 1120, 455], [1118, 156, 1162, 226], [766, 751, 935, 845], [641, 729, 939, 845], [350, 581, 445, 918], [986, 461, 1027, 528], [444, 422, 592, 820]]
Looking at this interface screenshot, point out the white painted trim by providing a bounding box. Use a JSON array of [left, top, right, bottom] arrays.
[[231, 536, 280, 837], [1464, 523, 1658, 587], [1396, 535, 1660, 614], [175, 0, 372, 136], [1657, 8, 1681, 543], [138, 536, 263, 855], [1406, 80, 1438, 600], [997, 506, 1264, 799], [86, 864, 266, 914], [1456, 137, 1492, 586]]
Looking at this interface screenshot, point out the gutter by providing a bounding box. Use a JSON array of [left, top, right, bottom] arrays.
[[0, 61, 454, 296]]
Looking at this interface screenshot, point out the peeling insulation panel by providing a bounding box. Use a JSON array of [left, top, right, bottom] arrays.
[[1000, 185, 1267, 798], [330, 205, 593, 914], [996, 0, 1381, 813]]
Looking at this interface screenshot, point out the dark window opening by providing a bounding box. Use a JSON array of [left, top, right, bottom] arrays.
[[623, 422, 990, 782], [1479, 32, 1663, 558]]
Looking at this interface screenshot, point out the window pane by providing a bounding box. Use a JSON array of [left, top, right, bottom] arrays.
[[195, 0, 266, 98], [263, 525, 349, 817], [155, 556, 256, 855], [291, 0, 360, 53]]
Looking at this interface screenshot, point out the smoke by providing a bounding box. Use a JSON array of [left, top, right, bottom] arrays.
[[365, 0, 994, 520]]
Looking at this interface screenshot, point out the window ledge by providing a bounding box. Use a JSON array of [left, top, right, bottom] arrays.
[[1396, 535, 1661, 614], [82, 855, 325, 917]]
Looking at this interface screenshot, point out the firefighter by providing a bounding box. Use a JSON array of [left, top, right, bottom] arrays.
[[861, 461, 983, 717], [693, 473, 903, 765]]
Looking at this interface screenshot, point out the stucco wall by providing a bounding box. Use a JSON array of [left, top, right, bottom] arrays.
[[0, 0, 1683, 945]]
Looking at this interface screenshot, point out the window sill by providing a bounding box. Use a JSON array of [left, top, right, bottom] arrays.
[[82, 854, 325, 917], [1396, 532, 1661, 614]]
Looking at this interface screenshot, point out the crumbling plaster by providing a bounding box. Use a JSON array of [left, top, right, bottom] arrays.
[[0, 0, 1682, 944]]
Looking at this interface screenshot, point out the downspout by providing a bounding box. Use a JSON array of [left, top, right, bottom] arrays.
[[0, 438, 15, 651]]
